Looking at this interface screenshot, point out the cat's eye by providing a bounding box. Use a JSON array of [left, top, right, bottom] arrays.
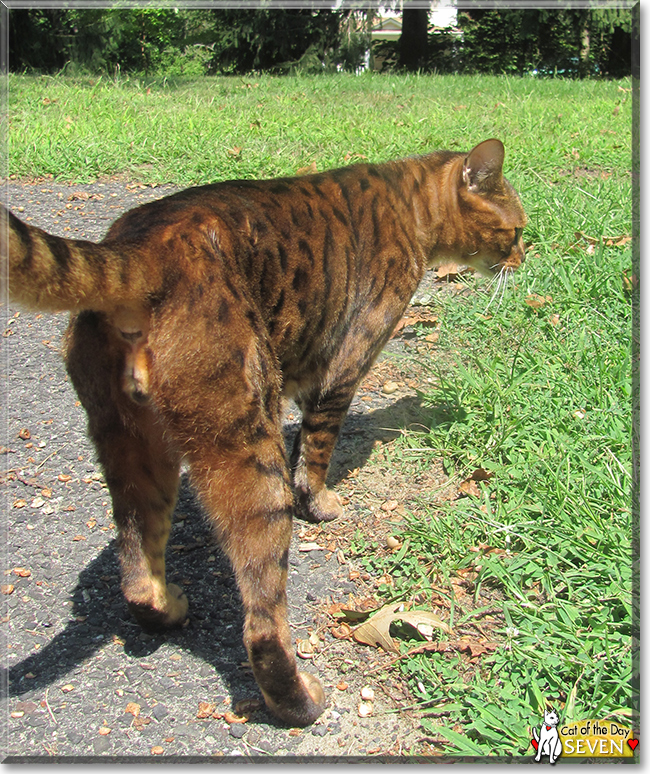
[[514, 227, 523, 243]]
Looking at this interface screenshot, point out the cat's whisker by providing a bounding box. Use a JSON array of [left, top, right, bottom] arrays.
[[485, 271, 500, 290], [483, 271, 504, 314], [497, 280, 508, 313], [496, 268, 514, 313], [484, 266, 514, 315]]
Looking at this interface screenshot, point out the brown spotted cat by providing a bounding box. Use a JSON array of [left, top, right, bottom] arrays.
[[1, 139, 526, 726]]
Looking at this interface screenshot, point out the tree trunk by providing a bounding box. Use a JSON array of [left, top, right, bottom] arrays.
[[399, 4, 428, 71], [578, 10, 590, 78]]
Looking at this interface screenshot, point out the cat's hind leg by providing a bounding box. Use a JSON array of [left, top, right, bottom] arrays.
[[148, 299, 325, 725], [188, 438, 325, 725], [65, 312, 187, 630]]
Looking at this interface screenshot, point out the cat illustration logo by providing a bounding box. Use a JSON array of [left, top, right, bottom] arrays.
[[532, 708, 563, 764], [532, 714, 637, 760]]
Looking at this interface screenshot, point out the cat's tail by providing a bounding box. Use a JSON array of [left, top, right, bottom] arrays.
[[533, 727, 540, 742], [1, 204, 154, 313]]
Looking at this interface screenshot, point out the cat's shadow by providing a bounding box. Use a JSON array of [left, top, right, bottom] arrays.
[[3, 395, 428, 722]]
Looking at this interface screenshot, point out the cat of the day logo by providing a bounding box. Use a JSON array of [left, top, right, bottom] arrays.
[[530, 711, 638, 762]]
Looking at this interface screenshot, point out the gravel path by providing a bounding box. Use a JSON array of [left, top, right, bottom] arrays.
[[1, 179, 448, 761]]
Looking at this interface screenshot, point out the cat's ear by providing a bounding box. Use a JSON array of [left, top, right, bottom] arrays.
[[462, 139, 505, 193]]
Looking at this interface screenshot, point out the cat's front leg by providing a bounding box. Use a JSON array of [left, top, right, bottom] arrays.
[[291, 386, 357, 523], [549, 737, 562, 764]]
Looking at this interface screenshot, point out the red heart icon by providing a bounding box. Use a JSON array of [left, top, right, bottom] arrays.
[[531, 739, 539, 751], [627, 739, 639, 751]]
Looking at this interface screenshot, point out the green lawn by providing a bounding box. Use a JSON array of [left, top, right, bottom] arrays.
[[6, 71, 636, 758]]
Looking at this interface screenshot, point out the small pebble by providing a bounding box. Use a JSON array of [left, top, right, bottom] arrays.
[[312, 725, 328, 737], [358, 701, 373, 718], [386, 536, 401, 549], [152, 703, 169, 721], [382, 381, 399, 395], [229, 724, 247, 739], [93, 736, 111, 754], [360, 686, 375, 701]]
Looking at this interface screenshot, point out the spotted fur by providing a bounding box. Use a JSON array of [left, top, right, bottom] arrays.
[[1, 139, 526, 726]]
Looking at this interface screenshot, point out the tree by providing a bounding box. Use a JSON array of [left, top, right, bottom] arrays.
[[399, 1, 429, 71], [458, 6, 633, 77], [205, 8, 342, 74], [9, 9, 71, 72]]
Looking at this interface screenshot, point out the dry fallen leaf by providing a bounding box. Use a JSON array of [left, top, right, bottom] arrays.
[[297, 161, 318, 176], [352, 603, 452, 653], [343, 152, 368, 163], [457, 637, 499, 658], [391, 310, 439, 338], [224, 710, 248, 725], [470, 468, 493, 482], [623, 271, 638, 292], [524, 294, 552, 309], [298, 542, 322, 552], [574, 231, 632, 250], [330, 622, 352, 640], [436, 261, 463, 279], [459, 479, 481, 497], [196, 701, 216, 719], [125, 702, 141, 717]]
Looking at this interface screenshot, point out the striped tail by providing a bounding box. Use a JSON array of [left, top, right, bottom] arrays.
[[1, 204, 154, 313]]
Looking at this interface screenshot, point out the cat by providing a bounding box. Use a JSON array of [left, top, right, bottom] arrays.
[[533, 708, 563, 764], [1, 139, 526, 726]]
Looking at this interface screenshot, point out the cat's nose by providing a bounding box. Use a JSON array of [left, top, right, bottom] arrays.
[[517, 241, 527, 264]]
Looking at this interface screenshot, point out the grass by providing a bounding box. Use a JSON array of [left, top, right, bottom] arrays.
[[6, 71, 631, 187], [4, 71, 635, 758], [387, 237, 634, 756]]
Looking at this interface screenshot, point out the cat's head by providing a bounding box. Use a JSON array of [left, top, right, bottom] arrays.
[[454, 139, 527, 278], [543, 708, 560, 726]]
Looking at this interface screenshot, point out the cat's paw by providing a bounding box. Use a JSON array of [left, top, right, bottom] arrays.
[[263, 672, 326, 727], [128, 583, 188, 631], [295, 486, 343, 523]]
